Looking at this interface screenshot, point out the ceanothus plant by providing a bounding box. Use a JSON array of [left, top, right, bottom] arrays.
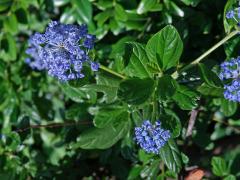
[[19, 1, 240, 178]]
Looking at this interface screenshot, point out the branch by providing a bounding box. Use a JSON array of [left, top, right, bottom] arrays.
[[15, 121, 91, 133]]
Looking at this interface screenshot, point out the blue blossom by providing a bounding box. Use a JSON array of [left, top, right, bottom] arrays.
[[219, 57, 240, 102], [25, 21, 98, 81], [226, 10, 235, 19], [135, 120, 171, 154], [90, 62, 100, 71]]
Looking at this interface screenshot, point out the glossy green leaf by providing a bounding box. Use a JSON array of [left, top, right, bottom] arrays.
[[124, 42, 153, 78], [224, 0, 235, 34], [137, 0, 158, 14], [60, 8, 76, 24], [140, 160, 160, 179], [197, 83, 224, 97], [220, 98, 237, 117], [0, 0, 12, 12], [73, 0, 92, 24], [157, 75, 178, 100], [65, 103, 89, 120], [127, 165, 143, 180], [93, 107, 128, 128], [115, 4, 127, 21], [198, 63, 223, 87], [53, 0, 70, 6], [224, 175, 236, 180], [159, 139, 182, 173], [173, 85, 199, 110], [60, 83, 97, 103], [0, 33, 17, 60], [160, 109, 181, 138], [180, 0, 201, 6], [211, 156, 229, 176], [146, 25, 183, 71], [87, 72, 121, 103], [94, 10, 111, 26], [170, 1, 184, 17], [72, 119, 130, 149], [118, 78, 155, 105], [4, 14, 18, 34]]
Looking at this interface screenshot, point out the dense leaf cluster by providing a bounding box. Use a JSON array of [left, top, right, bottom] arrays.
[[0, 0, 240, 179]]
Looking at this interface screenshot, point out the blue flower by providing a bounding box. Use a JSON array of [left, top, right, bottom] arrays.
[[135, 120, 170, 154], [219, 57, 240, 102], [226, 10, 235, 19], [26, 21, 98, 81]]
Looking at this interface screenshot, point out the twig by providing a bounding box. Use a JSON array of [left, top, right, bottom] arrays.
[[15, 121, 91, 133], [186, 109, 199, 138]]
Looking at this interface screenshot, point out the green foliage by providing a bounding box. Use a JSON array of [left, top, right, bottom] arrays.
[[118, 78, 155, 105], [146, 25, 183, 71], [0, 0, 240, 179]]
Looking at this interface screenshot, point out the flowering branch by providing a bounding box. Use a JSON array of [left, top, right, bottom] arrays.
[[172, 29, 240, 78]]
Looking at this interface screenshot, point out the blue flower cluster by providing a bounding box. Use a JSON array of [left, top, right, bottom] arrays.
[[219, 57, 240, 102], [25, 21, 99, 81], [135, 120, 170, 154], [226, 7, 240, 20]]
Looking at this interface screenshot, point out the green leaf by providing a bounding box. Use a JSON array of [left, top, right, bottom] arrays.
[[94, 10, 111, 26], [15, 8, 28, 24], [118, 78, 155, 105], [4, 14, 18, 34], [0, 33, 17, 60], [220, 98, 237, 117], [180, 0, 201, 6], [173, 85, 199, 110], [127, 165, 143, 180], [54, 0, 70, 6], [72, 119, 130, 149], [137, 0, 158, 14], [60, 8, 76, 24], [160, 109, 181, 138], [224, 36, 240, 58], [0, 0, 12, 12], [169, 1, 184, 17], [140, 160, 160, 179], [124, 42, 153, 78], [157, 75, 178, 100], [159, 139, 182, 173], [224, 0, 235, 34], [146, 25, 183, 71], [60, 83, 97, 103], [87, 72, 121, 103], [93, 107, 128, 128], [73, 0, 92, 24], [5, 132, 21, 151], [65, 103, 89, 120], [211, 156, 229, 176], [197, 83, 224, 97], [109, 36, 135, 59], [224, 175, 236, 180], [115, 4, 127, 21], [198, 63, 223, 87]]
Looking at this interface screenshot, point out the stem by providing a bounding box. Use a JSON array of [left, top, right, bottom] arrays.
[[172, 30, 239, 78], [15, 121, 91, 133], [99, 65, 126, 79]]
